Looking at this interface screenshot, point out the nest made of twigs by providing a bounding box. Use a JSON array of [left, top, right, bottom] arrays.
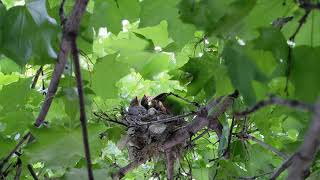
[[121, 95, 187, 162]]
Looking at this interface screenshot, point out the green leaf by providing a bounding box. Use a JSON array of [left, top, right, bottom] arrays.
[[240, 0, 296, 39], [283, 10, 320, 47], [0, 136, 15, 158], [92, 54, 130, 99], [180, 53, 219, 96], [178, 0, 235, 33], [211, 0, 256, 37], [133, 20, 173, 48], [0, 111, 34, 135], [0, 57, 21, 74], [63, 168, 112, 180], [193, 168, 209, 180], [104, 126, 125, 142], [291, 46, 320, 102], [0, 0, 58, 66], [222, 41, 264, 105], [139, 0, 196, 48], [24, 124, 105, 170], [91, 0, 140, 34], [253, 27, 288, 61], [0, 78, 32, 112]]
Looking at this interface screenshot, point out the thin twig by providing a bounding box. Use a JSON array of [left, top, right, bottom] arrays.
[[14, 158, 22, 180], [27, 164, 39, 180], [0, 132, 31, 171], [223, 117, 235, 158], [297, 0, 320, 10], [59, 0, 67, 25], [31, 66, 43, 89], [232, 171, 272, 180], [247, 134, 288, 159], [234, 95, 314, 117], [93, 112, 128, 127], [70, 34, 94, 179], [137, 112, 195, 125], [192, 129, 209, 142], [284, 9, 311, 95], [270, 153, 296, 180]]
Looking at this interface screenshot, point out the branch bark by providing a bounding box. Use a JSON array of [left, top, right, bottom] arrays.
[[234, 95, 314, 118], [34, 0, 90, 127], [70, 35, 94, 180], [247, 134, 288, 159], [27, 164, 39, 180], [14, 158, 22, 180], [270, 153, 296, 180], [0, 132, 31, 172], [160, 90, 238, 151], [165, 150, 175, 180], [287, 100, 320, 180], [31, 66, 43, 89]]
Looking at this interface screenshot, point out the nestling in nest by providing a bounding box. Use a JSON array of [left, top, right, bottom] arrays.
[[120, 94, 188, 163]]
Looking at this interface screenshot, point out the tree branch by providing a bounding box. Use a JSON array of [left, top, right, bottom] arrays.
[[287, 100, 320, 179], [70, 31, 94, 179], [93, 112, 128, 127], [14, 158, 22, 180], [284, 9, 310, 95], [246, 134, 288, 159], [270, 153, 296, 180], [59, 0, 67, 25], [31, 66, 43, 89], [165, 150, 175, 180], [112, 158, 147, 180], [27, 164, 39, 180], [234, 95, 314, 117], [0, 132, 31, 171], [160, 90, 238, 151], [34, 0, 90, 127]]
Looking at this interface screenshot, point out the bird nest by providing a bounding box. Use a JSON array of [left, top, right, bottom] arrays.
[[121, 95, 189, 162], [95, 93, 199, 179]]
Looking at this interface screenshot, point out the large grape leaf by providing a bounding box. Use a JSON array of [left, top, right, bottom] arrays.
[[0, 0, 58, 66], [97, 32, 174, 79], [0, 78, 32, 112], [133, 20, 173, 48], [139, 0, 196, 48], [178, 0, 235, 31], [283, 10, 320, 47], [63, 168, 112, 180], [92, 54, 130, 99], [180, 53, 219, 96], [178, 0, 256, 37], [239, 0, 296, 39], [222, 41, 268, 105], [210, 0, 257, 37], [253, 27, 288, 62], [291, 46, 320, 102], [23, 124, 105, 170], [0, 136, 15, 158], [91, 0, 140, 34], [0, 111, 34, 136]]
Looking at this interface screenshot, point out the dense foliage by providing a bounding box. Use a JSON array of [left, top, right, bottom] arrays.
[[0, 0, 320, 179]]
